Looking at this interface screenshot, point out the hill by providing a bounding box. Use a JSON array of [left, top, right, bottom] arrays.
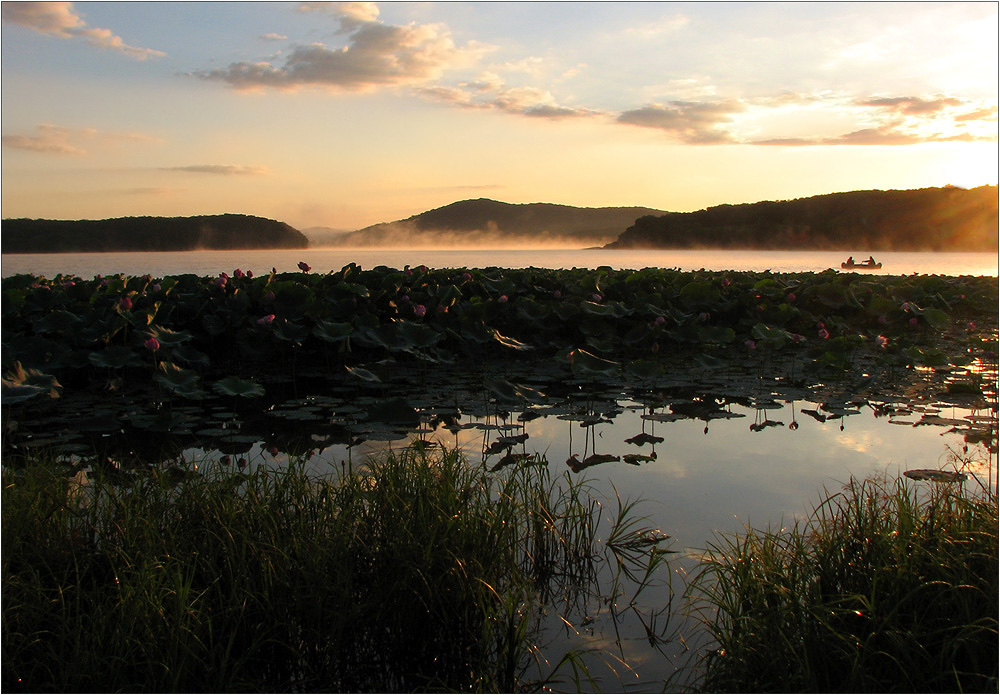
[[604, 186, 998, 252], [331, 199, 667, 247], [1, 214, 309, 253]]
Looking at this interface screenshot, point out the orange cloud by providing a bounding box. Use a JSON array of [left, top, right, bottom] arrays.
[[616, 101, 746, 144], [1, 124, 160, 156], [196, 10, 491, 92], [1, 1, 165, 59]]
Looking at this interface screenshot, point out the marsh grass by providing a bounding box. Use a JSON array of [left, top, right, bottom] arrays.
[[688, 473, 998, 693], [3, 448, 669, 692]]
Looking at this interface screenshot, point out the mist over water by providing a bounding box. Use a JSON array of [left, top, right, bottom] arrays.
[[2, 248, 997, 278]]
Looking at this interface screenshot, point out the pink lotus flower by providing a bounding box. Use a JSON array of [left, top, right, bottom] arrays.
[[876, 335, 888, 348], [246, 270, 253, 278], [721, 278, 732, 287], [233, 268, 245, 278], [462, 272, 473, 282], [745, 339, 757, 350], [791, 333, 804, 343], [238, 457, 247, 469], [553, 290, 562, 298], [151, 283, 161, 292], [818, 328, 830, 339], [220, 455, 232, 466], [298, 261, 311, 272], [653, 316, 666, 326], [909, 317, 919, 327], [267, 446, 279, 457], [214, 275, 227, 288], [143, 336, 160, 351], [498, 295, 508, 303], [257, 314, 276, 325], [967, 321, 976, 330], [119, 296, 132, 310], [413, 304, 427, 317]]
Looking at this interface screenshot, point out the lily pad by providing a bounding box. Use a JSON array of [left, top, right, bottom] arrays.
[[213, 376, 265, 398]]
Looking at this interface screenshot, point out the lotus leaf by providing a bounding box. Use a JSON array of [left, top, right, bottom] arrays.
[[33, 310, 83, 335], [345, 365, 382, 383], [213, 376, 265, 398], [89, 345, 142, 369], [566, 348, 619, 378], [490, 329, 533, 351], [678, 280, 722, 309], [155, 362, 206, 399], [146, 325, 193, 347], [2, 363, 62, 402], [483, 377, 545, 404], [313, 320, 353, 343], [751, 323, 791, 347], [273, 320, 310, 343], [366, 397, 419, 426]]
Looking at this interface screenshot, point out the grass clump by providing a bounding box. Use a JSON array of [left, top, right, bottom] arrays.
[[3, 448, 659, 692], [688, 474, 998, 692]]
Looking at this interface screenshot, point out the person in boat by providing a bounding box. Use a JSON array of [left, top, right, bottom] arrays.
[[866, 255, 876, 265], [845, 256, 854, 266]]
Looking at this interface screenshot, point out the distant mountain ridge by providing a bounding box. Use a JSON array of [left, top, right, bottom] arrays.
[[604, 186, 998, 252], [331, 199, 668, 247], [2, 214, 309, 253]]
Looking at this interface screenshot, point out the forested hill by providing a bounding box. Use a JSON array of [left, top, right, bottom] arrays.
[[604, 186, 998, 252], [331, 199, 667, 247], [1, 214, 309, 253]]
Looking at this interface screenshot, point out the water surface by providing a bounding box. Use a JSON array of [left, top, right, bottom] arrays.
[[3, 248, 997, 278]]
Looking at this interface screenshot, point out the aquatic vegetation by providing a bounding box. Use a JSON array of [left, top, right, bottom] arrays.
[[2, 447, 673, 692], [687, 470, 998, 693]]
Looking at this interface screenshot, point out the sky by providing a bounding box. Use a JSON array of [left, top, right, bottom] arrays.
[[2, 1, 997, 231]]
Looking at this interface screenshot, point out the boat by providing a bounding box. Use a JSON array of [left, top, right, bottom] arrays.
[[841, 258, 882, 270]]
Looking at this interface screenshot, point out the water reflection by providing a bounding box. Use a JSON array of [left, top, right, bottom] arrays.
[[7, 357, 996, 692]]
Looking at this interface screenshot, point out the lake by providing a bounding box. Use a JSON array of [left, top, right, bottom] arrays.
[[2, 247, 998, 278], [3, 247, 997, 690]]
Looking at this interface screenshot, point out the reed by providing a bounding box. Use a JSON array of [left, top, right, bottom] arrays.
[[687, 473, 998, 693], [2, 448, 665, 692]]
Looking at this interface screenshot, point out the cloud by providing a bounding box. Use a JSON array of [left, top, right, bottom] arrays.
[[1, 124, 160, 155], [197, 6, 490, 92], [298, 2, 380, 32], [2, 125, 86, 155], [755, 123, 993, 147], [161, 165, 270, 176], [858, 96, 963, 115], [622, 14, 690, 38], [616, 101, 746, 144], [259, 33, 288, 41], [1, 2, 165, 59], [414, 73, 597, 120]]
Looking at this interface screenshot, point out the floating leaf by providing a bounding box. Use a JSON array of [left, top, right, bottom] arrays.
[[213, 376, 265, 398], [367, 397, 419, 426], [903, 469, 967, 483]]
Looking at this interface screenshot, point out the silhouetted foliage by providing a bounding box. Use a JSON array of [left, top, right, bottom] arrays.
[[1, 214, 309, 253], [605, 186, 998, 251], [336, 199, 667, 246]]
